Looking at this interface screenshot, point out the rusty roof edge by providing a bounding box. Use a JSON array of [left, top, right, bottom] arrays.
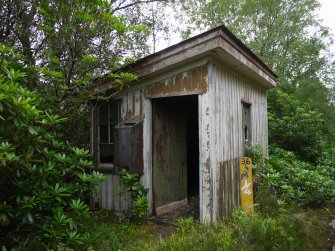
[[124, 25, 277, 79], [123, 30, 220, 73], [96, 33, 221, 92], [216, 26, 278, 81], [96, 25, 277, 92]]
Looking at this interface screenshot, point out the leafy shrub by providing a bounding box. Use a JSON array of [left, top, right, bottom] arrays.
[[245, 143, 266, 197], [256, 146, 335, 207], [0, 45, 106, 249], [245, 143, 265, 166], [268, 89, 329, 163], [119, 169, 149, 221], [232, 211, 306, 251]]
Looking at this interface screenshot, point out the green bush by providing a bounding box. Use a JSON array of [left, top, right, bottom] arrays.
[[0, 45, 106, 249], [119, 169, 149, 221], [256, 146, 335, 207], [268, 89, 329, 163]]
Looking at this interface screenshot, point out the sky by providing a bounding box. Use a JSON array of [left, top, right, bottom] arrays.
[[154, 0, 335, 53], [319, 0, 335, 33], [319, 0, 335, 52]]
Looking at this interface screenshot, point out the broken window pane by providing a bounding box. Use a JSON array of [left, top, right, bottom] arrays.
[[96, 99, 120, 164], [99, 144, 113, 163], [99, 125, 109, 143], [99, 103, 108, 125], [109, 102, 119, 124], [242, 103, 251, 144]]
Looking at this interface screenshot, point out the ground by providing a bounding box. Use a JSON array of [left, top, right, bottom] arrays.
[[87, 204, 335, 251]]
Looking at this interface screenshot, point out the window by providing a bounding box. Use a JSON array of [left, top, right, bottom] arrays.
[[97, 100, 120, 164], [242, 102, 251, 146]]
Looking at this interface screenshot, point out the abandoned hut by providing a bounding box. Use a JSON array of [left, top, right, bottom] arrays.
[[91, 25, 277, 223]]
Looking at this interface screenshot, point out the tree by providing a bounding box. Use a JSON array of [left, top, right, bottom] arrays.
[[0, 0, 151, 145], [120, 0, 177, 53], [180, 0, 335, 161], [0, 45, 106, 249]]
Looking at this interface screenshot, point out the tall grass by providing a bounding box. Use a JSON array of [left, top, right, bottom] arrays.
[[137, 210, 307, 251]]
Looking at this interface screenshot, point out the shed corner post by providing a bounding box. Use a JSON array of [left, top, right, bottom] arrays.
[[142, 97, 153, 215], [198, 92, 213, 224]]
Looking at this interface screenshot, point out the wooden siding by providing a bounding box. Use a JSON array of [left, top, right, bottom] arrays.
[[95, 65, 208, 214], [94, 61, 269, 223], [199, 62, 268, 222], [146, 65, 208, 98], [114, 121, 144, 174], [94, 174, 130, 212]]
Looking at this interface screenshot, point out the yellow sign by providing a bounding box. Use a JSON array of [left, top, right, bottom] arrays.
[[240, 157, 254, 214]]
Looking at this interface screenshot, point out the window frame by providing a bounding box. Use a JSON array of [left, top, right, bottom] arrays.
[[242, 101, 252, 152], [96, 99, 121, 168]]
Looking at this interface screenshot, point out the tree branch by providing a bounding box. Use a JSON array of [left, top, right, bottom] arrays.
[[112, 0, 169, 13]]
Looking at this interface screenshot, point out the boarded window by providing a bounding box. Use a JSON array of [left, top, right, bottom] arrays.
[[242, 103, 251, 146], [97, 100, 120, 164]]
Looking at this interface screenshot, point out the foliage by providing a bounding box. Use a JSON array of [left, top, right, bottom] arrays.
[[43, 205, 333, 251], [119, 169, 149, 221], [255, 146, 335, 207], [120, 0, 177, 53], [50, 205, 334, 251], [180, 0, 332, 82], [0, 45, 106, 249], [0, 0, 152, 146], [83, 210, 156, 251], [245, 143, 265, 166], [137, 211, 306, 251], [268, 89, 331, 163], [179, 0, 335, 162]]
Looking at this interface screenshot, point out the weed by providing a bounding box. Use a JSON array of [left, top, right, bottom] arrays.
[[118, 169, 149, 222]]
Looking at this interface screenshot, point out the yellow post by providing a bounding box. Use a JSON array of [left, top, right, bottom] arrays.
[[240, 157, 254, 214]]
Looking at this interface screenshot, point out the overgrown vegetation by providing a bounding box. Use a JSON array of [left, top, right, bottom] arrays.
[[259, 146, 335, 206], [149, 212, 307, 251], [79, 205, 334, 251], [246, 143, 335, 208], [1, 0, 335, 249], [118, 169, 149, 221], [0, 45, 106, 249]]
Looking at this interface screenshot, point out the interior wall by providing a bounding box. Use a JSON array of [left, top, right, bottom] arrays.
[[152, 95, 199, 211], [152, 97, 187, 208]]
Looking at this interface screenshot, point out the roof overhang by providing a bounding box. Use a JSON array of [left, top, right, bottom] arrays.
[[98, 25, 277, 91]]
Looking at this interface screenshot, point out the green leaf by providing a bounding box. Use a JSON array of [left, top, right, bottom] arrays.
[[27, 213, 33, 223], [28, 126, 37, 135]]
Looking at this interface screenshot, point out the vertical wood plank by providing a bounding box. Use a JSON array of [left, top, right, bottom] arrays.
[[199, 92, 212, 223]]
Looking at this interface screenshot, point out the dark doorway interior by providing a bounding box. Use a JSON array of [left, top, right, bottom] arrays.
[[152, 95, 199, 219], [186, 97, 199, 199]]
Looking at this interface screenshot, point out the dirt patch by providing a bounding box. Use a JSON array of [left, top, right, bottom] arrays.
[[143, 220, 176, 238], [146, 199, 199, 237]]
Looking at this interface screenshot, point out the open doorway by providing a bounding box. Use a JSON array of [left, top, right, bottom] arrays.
[[152, 95, 199, 220]]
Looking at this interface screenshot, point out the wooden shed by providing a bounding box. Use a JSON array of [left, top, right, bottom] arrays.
[[91, 25, 277, 223]]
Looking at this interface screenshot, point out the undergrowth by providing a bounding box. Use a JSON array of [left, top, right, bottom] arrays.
[[138, 210, 307, 251], [80, 203, 334, 251]]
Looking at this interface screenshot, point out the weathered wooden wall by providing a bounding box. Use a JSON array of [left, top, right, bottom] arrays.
[[94, 64, 208, 214], [94, 174, 131, 212], [199, 62, 268, 222], [94, 61, 269, 223]]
